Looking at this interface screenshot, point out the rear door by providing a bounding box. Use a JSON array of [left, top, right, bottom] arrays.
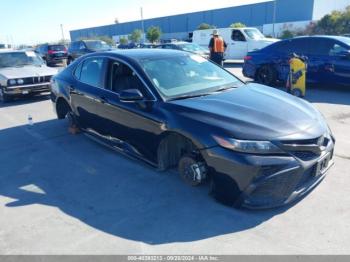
[[70, 56, 108, 130]]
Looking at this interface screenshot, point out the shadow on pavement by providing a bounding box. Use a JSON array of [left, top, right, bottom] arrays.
[[0, 119, 287, 245], [0, 94, 50, 109]]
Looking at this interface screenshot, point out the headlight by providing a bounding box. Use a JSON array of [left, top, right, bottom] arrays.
[[9, 79, 16, 85], [17, 79, 24, 85], [213, 135, 284, 154]]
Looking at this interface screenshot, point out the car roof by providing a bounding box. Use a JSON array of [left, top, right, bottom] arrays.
[[292, 35, 350, 43], [98, 49, 189, 60]]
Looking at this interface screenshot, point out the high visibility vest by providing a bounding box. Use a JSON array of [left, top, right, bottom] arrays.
[[213, 37, 225, 53]]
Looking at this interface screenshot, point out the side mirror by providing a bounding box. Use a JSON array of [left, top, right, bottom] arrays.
[[119, 89, 144, 102]]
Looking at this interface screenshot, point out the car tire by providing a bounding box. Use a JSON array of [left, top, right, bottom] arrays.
[[256, 65, 277, 87], [0, 88, 10, 103], [67, 57, 73, 65]]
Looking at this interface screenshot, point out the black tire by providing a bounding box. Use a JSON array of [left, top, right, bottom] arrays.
[[67, 57, 73, 65], [178, 155, 203, 187], [0, 88, 10, 103], [256, 65, 277, 86]]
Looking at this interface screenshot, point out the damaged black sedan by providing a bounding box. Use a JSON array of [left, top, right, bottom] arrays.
[[50, 49, 335, 209]]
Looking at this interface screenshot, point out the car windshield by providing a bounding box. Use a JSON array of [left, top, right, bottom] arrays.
[[49, 45, 66, 51], [0, 51, 44, 68], [141, 54, 241, 100], [178, 43, 208, 52], [244, 29, 265, 40], [85, 41, 110, 51]]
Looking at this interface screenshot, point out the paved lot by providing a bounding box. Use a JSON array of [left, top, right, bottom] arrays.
[[0, 64, 350, 255]]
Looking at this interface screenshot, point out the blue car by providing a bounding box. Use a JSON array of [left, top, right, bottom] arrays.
[[243, 36, 350, 87]]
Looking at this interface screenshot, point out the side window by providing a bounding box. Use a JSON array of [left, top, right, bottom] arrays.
[[329, 42, 348, 56], [79, 42, 86, 50], [108, 60, 146, 95], [79, 57, 105, 87], [231, 30, 246, 42]]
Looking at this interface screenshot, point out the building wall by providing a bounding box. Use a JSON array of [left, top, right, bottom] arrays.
[[70, 0, 316, 41]]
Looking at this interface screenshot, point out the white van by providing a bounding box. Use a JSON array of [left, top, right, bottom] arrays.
[[192, 27, 279, 60]]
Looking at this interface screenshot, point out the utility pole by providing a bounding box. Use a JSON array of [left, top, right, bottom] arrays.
[[141, 7, 145, 43], [272, 0, 277, 37], [60, 24, 65, 43]]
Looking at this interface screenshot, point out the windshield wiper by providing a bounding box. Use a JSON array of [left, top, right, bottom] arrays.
[[169, 93, 212, 101]]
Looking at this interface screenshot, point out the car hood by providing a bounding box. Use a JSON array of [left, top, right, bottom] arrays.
[[0, 65, 58, 79], [168, 83, 327, 141]]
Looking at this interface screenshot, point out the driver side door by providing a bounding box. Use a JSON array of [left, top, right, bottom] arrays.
[[229, 30, 248, 59], [93, 59, 164, 163]]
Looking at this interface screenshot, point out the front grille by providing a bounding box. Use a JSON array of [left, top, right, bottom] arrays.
[[8, 76, 52, 86], [280, 135, 331, 161], [292, 151, 319, 161]]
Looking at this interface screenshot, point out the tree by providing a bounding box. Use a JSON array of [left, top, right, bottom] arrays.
[[129, 29, 143, 43], [114, 18, 119, 24], [197, 23, 215, 30], [119, 37, 128, 45], [307, 6, 350, 35], [146, 26, 162, 43], [230, 22, 246, 28], [280, 30, 295, 39]]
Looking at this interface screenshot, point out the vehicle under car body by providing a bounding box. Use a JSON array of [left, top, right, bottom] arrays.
[[50, 49, 335, 209]]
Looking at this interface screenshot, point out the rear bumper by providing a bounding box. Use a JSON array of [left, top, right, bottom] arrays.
[[202, 141, 335, 209], [3, 83, 51, 95]]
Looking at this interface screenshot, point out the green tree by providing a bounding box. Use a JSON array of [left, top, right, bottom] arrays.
[[307, 6, 350, 35], [129, 29, 143, 43], [280, 30, 295, 39], [119, 37, 128, 45], [197, 23, 215, 30], [230, 22, 246, 28], [146, 26, 162, 43]]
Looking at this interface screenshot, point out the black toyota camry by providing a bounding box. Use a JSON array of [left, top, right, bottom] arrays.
[[50, 49, 335, 209]]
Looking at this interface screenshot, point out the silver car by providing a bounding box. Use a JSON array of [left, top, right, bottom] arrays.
[[0, 50, 58, 102]]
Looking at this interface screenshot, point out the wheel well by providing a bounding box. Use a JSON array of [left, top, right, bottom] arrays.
[[157, 132, 203, 171], [56, 97, 71, 119]]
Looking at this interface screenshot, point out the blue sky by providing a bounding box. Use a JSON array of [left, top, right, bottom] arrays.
[[0, 0, 267, 45]]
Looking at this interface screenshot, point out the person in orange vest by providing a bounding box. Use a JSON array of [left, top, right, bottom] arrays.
[[208, 29, 227, 66]]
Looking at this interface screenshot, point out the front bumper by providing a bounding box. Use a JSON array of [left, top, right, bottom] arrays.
[[202, 140, 335, 209], [3, 83, 51, 95]]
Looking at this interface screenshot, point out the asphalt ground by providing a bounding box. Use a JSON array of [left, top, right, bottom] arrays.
[[0, 63, 349, 254]]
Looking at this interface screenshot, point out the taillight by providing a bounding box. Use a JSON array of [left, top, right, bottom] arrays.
[[48, 50, 55, 54], [244, 56, 252, 61]]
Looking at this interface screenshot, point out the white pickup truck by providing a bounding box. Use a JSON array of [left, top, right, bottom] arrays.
[[192, 27, 279, 60]]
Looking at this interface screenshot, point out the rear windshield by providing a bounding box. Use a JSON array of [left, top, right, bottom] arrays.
[[49, 45, 66, 51]]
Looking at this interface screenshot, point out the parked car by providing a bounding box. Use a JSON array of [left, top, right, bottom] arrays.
[[67, 40, 111, 65], [35, 44, 68, 65], [344, 34, 350, 38], [243, 35, 350, 87], [193, 27, 279, 60], [51, 49, 335, 209], [158, 41, 210, 58], [0, 50, 58, 102]]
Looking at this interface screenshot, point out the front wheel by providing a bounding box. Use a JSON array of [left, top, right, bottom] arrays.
[[256, 65, 277, 86], [0, 88, 10, 103]]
